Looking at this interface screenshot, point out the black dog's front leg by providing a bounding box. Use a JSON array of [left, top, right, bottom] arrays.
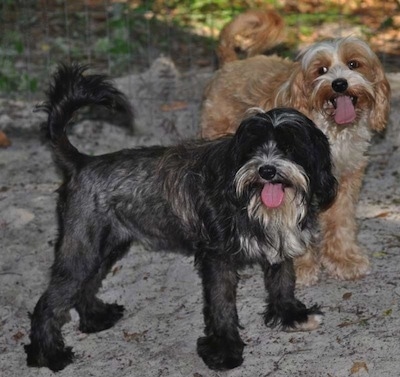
[[263, 259, 322, 331], [196, 256, 245, 370]]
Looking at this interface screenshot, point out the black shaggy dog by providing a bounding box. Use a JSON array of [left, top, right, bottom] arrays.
[[25, 64, 337, 372]]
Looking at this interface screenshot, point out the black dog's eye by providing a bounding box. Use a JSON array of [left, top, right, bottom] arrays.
[[348, 60, 359, 70], [318, 66, 328, 75]]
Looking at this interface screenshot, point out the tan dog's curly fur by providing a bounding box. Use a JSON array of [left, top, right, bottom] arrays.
[[201, 10, 391, 286], [216, 9, 285, 66]]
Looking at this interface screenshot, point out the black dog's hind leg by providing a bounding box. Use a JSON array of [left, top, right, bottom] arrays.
[[25, 231, 128, 371], [75, 241, 130, 333], [25, 269, 81, 372], [196, 257, 245, 371], [262, 259, 322, 331]]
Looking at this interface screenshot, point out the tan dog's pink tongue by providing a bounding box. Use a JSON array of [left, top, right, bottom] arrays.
[[261, 183, 284, 208], [334, 96, 356, 124]]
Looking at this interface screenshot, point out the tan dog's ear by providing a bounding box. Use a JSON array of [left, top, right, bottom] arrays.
[[370, 67, 391, 132], [286, 67, 311, 117]]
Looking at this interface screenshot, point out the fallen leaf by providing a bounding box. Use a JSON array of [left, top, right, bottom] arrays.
[[160, 101, 188, 112], [112, 265, 123, 276], [12, 330, 24, 341], [383, 308, 393, 316], [372, 251, 387, 258], [338, 315, 374, 328], [350, 361, 368, 374], [342, 292, 352, 300], [373, 211, 392, 218], [123, 329, 148, 342], [0, 130, 11, 148]]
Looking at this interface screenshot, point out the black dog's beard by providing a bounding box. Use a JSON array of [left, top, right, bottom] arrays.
[[234, 142, 312, 264]]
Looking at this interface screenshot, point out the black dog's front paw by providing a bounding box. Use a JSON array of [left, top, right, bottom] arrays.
[[197, 335, 245, 370], [79, 302, 125, 333], [25, 343, 74, 372], [265, 301, 323, 331]]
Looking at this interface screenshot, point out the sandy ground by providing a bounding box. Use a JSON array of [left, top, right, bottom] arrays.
[[0, 60, 399, 377]]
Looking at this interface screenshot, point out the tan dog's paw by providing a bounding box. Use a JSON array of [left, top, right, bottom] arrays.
[[321, 246, 370, 281]]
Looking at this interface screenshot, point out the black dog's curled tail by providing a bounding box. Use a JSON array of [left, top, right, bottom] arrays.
[[38, 63, 132, 176]]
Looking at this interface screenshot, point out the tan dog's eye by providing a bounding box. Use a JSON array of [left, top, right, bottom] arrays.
[[318, 67, 328, 75], [348, 60, 359, 70]]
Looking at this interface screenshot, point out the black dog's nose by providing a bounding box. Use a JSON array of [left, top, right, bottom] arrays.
[[332, 78, 348, 93], [259, 165, 277, 180]]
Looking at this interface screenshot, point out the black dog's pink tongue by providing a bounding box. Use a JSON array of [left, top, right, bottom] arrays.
[[261, 183, 284, 208], [334, 96, 356, 124]]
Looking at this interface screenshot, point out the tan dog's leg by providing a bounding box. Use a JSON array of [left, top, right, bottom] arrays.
[[295, 247, 320, 286], [319, 165, 370, 280]]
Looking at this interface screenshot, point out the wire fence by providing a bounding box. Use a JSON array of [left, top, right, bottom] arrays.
[[1, 0, 399, 101]]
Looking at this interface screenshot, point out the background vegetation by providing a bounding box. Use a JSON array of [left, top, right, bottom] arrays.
[[0, 0, 398, 99]]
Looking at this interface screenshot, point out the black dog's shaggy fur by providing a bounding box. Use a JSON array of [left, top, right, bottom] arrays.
[[25, 64, 337, 372]]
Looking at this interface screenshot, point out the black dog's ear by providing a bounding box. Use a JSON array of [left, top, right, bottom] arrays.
[[277, 109, 338, 211], [310, 130, 338, 210], [315, 166, 338, 210]]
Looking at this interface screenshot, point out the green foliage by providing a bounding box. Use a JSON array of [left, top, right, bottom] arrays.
[[380, 16, 394, 30], [0, 31, 38, 94], [0, 60, 38, 93]]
